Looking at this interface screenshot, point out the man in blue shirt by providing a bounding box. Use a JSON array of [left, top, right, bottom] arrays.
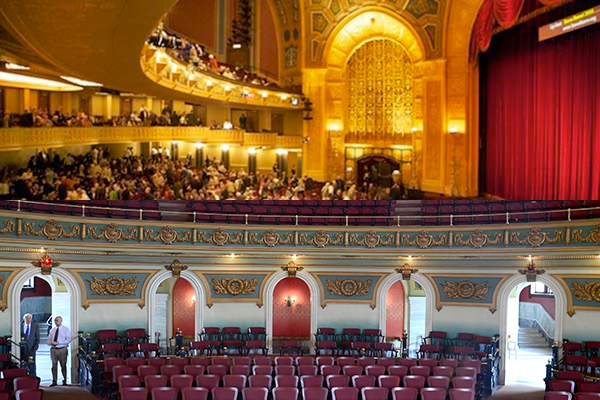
[[47, 316, 71, 386]]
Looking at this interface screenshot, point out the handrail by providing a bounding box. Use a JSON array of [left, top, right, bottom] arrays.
[[3, 200, 600, 226]]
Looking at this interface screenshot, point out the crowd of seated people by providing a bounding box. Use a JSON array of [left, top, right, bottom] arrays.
[[147, 23, 281, 90], [0, 148, 401, 202]]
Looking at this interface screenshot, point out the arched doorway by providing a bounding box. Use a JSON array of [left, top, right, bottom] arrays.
[[498, 274, 565, 385], [356, 155, 401, 188], [10, 267, 80, 385], [272, 277, 311, 351]]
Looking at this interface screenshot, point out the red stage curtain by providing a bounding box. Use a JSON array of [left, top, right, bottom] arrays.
[[481, 1, 600, 199]]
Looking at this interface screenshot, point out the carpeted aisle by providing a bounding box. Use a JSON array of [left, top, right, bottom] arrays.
[[488, 385, 545, 400], [41, 385, 98, 400]]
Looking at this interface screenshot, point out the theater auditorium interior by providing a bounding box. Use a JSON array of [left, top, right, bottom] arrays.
[[0, 0, 599, 400]]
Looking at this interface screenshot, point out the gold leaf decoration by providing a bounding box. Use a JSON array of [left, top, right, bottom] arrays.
[[0, 220, 15, 234], [453, 230, 503, 248], [510, 227, 563, 247], [23, 220, 80, 240], [572, 225, 600, 245], [0, 276, 4, 285], [571, 282, 600, 302], [442, 281, 491, 300], [87, 224, 138, 243], [348, 231, 394, 248], [326, 279, 372, 296], [144, 226, 191, 244], [299, 230, 343, 247], [211, 278, 258, 296], [87, 276, 139, 296], [249, 230, 293, 247], [400, 231, 447, 248]]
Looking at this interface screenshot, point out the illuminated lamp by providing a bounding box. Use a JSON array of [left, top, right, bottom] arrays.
[[32, 248, 60, 275]]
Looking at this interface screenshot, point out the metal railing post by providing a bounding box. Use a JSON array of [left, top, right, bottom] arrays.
[[401, 330, 408, 358]]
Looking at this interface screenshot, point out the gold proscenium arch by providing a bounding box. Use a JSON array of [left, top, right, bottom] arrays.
[[311, 9, 426, 181]]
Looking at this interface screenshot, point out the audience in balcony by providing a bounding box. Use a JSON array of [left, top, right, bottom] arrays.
[[0, 148, 406, 201]]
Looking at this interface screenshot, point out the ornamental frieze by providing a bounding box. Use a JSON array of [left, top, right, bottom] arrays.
[[0, 220, 14, 234], [326, 279, 372, 296], [453, 230, 503, 249], [571, 282, 600, 303], [23, 219, 79, 240], [87, 276, 139, 296], [401, 231, 448, 248], [572, 225, 600, 245], [197, 228, 243, 246], [509, 227, 563, 247], [349, 231, 394, 248], [299, 230, 343, 248], [212, 278, 258, 295], [249, 230, 293, 247], [144, 226, 192, 244], [87, 224, 138, 243], [442, 280, 491, 300]]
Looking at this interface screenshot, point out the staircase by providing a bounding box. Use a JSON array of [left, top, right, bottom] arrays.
[[391, 200, 422, 225], [518, 327, 550, 348]]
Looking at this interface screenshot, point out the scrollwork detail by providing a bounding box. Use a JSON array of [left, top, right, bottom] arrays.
[[326, 279, 372, 296], [510, 227, 563, 247], [348, 231, 394, 248], [572, 225, 600, 245], [453, 230, 503, 249], [299, 230, 344, 248], [87, 276, 139, 296], [144, 226, 191, 244], [23, 219, 80, 240], [400, 230, 448, 248], [212, 278, 258, 295], [442, 281, 491, 300], [197, 228, 243, 246], [248, 230, 293, 247], [87, 224, 138, 243], [0, 220, 15, 234], [571, 281, 600, 303]]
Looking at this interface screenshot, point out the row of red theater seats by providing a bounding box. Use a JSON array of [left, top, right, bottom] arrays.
[[116, 382, 477, 400]]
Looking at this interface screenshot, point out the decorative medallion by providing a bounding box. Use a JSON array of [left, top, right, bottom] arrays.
[[454, 230, 503, 249], [401, 231, 447, 248], [571, 282, 600, 303], [396, 264, 418, 280], [326, 279, 372, 296], [442, 281, 491, 300], [572, 225, 600, 245], [198, 228, 243, 246], [87, 224, 138, 243], [299, 230, 343, 248], [23, 219, 79, 240], [144, 226, 191, 244], [312, 13, 329, 33], [406, 0, 439, 19], [249, 230, 293, 247], [165, 260, 188, 278], [285, 46, 298, 68], [349, 231, 394, 248], [87, 276, 139, 296], [212, 278, 258, 295], [510, 227, 563, 247], [0, 220, 15, 234], [282, 261, 304, 278]]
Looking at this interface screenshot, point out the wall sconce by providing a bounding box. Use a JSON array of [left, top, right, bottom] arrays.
[[518, 255, 546, 282], [285, 296, 296, 307], [191, 296, 196, 303], [32, 248, 60, 275]]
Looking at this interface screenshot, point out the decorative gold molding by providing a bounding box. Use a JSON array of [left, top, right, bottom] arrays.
[[281, 261, 303, 277], [571, 282, 600, 303], [401, 231, 448, 248], [197, 228, 243, 246], [349, 231, 395, 248], [31, 254, 60, 275], [195, 271, 275, 308], [0, 268, 20, 312], [299, 230, 343, 248], [211, 278, 258, 295], [87, 223, 138, 242], [453, 230, 503, 248], [0, 220, 15, 234], [326, 279, 372, 296], [553, 275, 600, 317], [441, 280, 491, 300], [396, 264, 418, 280], [572, 224, 600, 245], [311, 272, 386, 309], [426, 273, 510, 314], [165, 260, 188, 278], [249, 230, 293, 247], [144, 226, 192, 244], [87, 276, 139, 296], [510, 227, 563, 247], [23, 219, 80, 240]]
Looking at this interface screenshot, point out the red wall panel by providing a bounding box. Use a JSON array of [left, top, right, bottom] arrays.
[[272, 278, 311, 338], [258, 0, 279, 79], [172, 278, 196, 336], [386, 281, 404, 338], [519, 286, 555, 319], [20, 277, 52, 300], [168, 0, 217, 51]]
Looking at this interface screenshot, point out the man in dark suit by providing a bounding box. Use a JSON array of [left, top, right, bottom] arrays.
[[21, 313, 40, 376]]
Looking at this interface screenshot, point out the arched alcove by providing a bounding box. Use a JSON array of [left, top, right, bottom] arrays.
[[264, 270, 320, 353]]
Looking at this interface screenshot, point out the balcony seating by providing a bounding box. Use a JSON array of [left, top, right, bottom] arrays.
[[124, 329, 150, 357]]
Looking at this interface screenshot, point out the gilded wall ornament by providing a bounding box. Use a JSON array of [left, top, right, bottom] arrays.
[[572, 225, 600, 245], [87, 276, 139, 296], [510, 227, 563, 247], [442, 281, 491, 300], [454, 230, 503, 248], [349, 231, 394, 248], [87, 224, 138, 243], [281, 261, 303, 277], [212, 278, 258, 295], [144, 226, 191, 244], [299, 230, 343, 248], [0, 276, 4, 285], [0, 220, 15, 234], [326, 279, 372, 296], [23, 220, 79, 240], [249, 230, 293, 247], [165, 260, 188, 278], [198, 228, 243, 246], [571, 282, 600, 303], [401, 231, 448, 248], [396, 264, 418, 280], [518, 260, 545, 282]]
